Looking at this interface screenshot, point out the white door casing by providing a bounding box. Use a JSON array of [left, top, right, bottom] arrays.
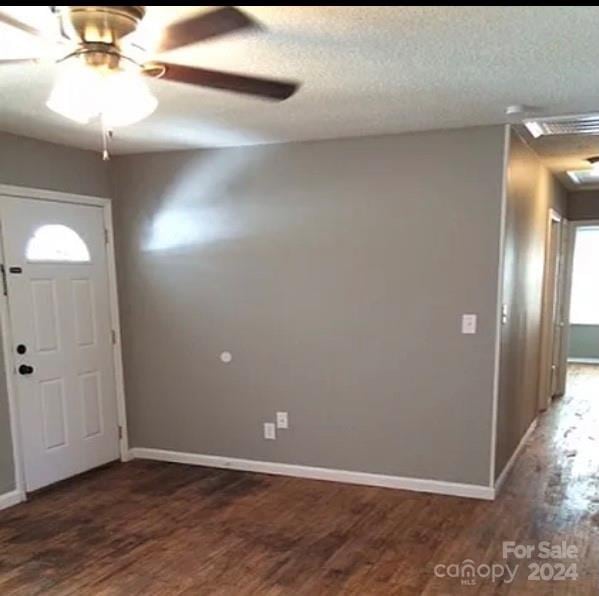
[[1, 197, 120, 491], [538, 209, 562, 411], [554, 219, 570, 397]]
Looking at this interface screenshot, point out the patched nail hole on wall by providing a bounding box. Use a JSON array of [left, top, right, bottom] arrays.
[[220, 351, 232, 364]]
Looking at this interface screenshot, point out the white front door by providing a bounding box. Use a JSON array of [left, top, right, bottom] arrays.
[[1, 197, 119, 491]]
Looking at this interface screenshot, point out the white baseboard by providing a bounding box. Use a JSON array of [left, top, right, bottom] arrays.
[[0, 489, 25, 512], [130, 448, 494, 501], [494, 417, 537, 494]]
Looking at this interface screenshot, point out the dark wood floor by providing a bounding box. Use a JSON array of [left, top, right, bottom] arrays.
[[1, 365, 598, 594]]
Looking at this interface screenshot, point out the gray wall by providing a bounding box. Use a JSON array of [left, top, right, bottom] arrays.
[[569, 326, 599, 360], [0, 131, 110, 494], [111, 126, 506, 487], [0, 131, 110, 197], [568, 190, 599, 221], [495, 129, 567, 480]]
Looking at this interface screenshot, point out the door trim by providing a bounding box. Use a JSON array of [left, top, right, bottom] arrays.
[[554, 218, 570, 396], [0, 184, 129, 500], [537, 208, 562, 412]]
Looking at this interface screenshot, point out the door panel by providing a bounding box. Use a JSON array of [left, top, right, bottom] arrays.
[[81, 371, 103, 438], [40, 378, 67, 450], [32, 279, 60, 352], [1, 197, 119, 491], [72, 279, 96, 347]]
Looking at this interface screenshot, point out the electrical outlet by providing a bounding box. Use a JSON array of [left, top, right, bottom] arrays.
[[264, 422, 276, 440], [461, 314, 477, 334], [276, 411, 289, 429]]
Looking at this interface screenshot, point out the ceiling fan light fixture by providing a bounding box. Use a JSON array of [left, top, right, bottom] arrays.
[[101, 69, 158, 128], [3, 5, 299, 159], [46, 56, 157, 127], [46, 59, 103, 124]]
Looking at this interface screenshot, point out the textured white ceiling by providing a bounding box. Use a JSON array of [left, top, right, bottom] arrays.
[[3, 6, 599, 156]]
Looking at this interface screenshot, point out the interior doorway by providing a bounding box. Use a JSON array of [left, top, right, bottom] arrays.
[[539, 218, 599, 413], [552, 219, 599, 435], [538, 210, 567, 411]]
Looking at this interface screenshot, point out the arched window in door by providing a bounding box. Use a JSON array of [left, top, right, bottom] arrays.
[[25, 224, 91, 263]]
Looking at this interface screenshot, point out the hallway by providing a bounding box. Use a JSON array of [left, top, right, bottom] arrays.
[[542, 364, 599, 506]]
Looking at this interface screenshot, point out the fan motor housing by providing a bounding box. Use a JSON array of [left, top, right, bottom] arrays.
[[58, 6, 146, 45]]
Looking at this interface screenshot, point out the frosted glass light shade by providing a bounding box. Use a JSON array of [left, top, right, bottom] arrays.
[[46, 58, 157, 127], [101, 70, 158, 127], [46, 60, 103, 124]]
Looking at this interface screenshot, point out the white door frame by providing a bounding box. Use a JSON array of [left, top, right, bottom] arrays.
[[0, 184, 129, 502], [538, 208, 562, 412], [554, 217, 570, 396]]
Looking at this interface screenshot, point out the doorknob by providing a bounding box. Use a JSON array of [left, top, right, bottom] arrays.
[[18, 364, 34, 376]]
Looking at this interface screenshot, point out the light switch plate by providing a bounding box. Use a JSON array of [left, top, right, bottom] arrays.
[[264, 422, 276, 440], [276, 411, 288, 429], [462, 314, 477, 334]]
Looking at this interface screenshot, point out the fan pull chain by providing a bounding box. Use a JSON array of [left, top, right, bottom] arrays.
[[101, 117, 114, 161]]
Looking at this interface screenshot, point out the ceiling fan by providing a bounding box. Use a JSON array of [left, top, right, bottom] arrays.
[[0, 6, 300, 156]]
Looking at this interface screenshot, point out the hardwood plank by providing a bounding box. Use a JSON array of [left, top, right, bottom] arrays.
[[0, 364, 598, 594]]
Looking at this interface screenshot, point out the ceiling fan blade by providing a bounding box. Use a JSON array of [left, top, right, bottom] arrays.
[[151, 63, 299, 101], [0, 11, 44, 38], [156, 7, 258, 53]]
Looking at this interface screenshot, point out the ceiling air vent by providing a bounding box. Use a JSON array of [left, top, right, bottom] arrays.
[[567, 169, 599, 185], [524, 114, 599, 138]]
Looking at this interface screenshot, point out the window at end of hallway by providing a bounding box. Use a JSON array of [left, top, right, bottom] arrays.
[[570, 226, 599, 325]]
